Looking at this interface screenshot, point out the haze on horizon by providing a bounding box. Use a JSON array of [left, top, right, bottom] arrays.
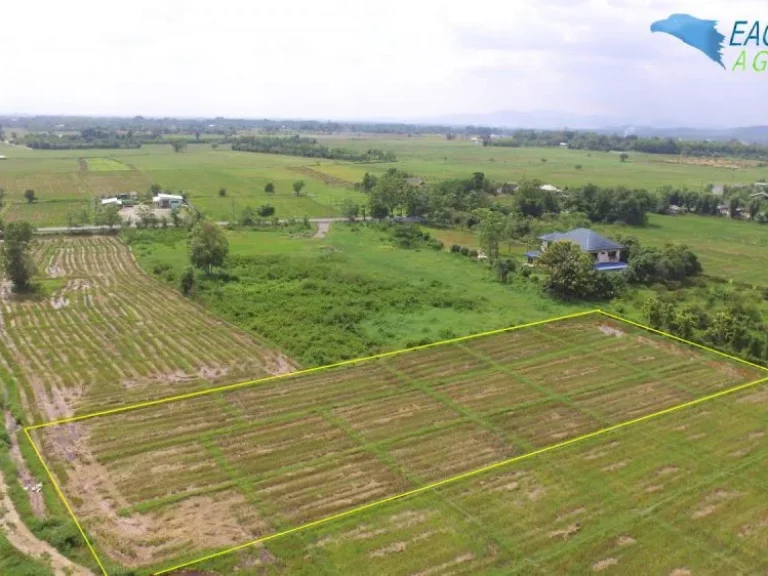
[[3, 0, 766, 128]]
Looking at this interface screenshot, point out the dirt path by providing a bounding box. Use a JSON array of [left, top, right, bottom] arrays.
[[0, 468, 95, 576], [5, 413, 46, 517], [313, 220, 331, 239]]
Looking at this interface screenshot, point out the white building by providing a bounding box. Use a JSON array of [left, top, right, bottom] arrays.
[[100, 198, 122, 207], [152, 193, 184, 209]]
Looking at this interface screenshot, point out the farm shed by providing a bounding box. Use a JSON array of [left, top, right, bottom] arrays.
[[152, 193, 184, 209]]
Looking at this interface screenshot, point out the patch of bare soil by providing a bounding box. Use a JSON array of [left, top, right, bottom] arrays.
[[598, 324, 625, 337], [412, 553, 475, 576], [0, 468, 94, 575], [5, 412, 45, 517], [617, 535, 636, 546], [266, 353, 297, 375], [691, 489, 742, 519], [370, 541, 407, 558], [313, 220, 331, 239], [592, 557, 618, 571], [669, 569, 692, 576], [601, 460, 628, 472], [549, 523, 581, 540], [46, 265, 65, 278]]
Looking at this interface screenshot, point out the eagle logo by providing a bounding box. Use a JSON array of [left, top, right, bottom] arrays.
[[651, 13, 726, 69]]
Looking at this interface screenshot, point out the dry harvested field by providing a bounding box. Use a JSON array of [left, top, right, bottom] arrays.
[[1, 236, 293, 427], [28, 312, 767, 575]]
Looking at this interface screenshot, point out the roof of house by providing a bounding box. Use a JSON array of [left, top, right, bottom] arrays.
[[538, 228, 623, 252], [524, 251, 541, 258]]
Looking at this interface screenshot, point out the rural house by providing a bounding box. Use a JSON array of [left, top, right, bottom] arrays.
[[525, 228, 628, 271]]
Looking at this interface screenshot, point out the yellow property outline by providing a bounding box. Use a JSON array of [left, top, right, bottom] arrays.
[[22, 309, 768, 576]]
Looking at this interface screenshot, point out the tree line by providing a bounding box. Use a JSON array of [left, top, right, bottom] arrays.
[[230, 135, 396, 162], [487, 130, 768, 160], [20, 129, 143, 150]]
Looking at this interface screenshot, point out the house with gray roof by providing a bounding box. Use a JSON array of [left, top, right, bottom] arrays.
[[525, 228, 627, 272]]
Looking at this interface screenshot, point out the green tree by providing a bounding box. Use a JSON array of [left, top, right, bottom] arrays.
[[642, 295, 666, 329], [218, 188, 227, 197], [170, 207, 182, 228], [1, 221, 36, 291], [257, 204, 275, 217], [495, 258, 516, 283], [619, 153, 629, 162], [360, 173, 378, 192], [96, 205, 121, 229], [341, 198, 360, 222], [240, 206, 257, 226], [188, 220, 229, 273], [539, 241, 597, 300], [265, 182, 275, 194], [0, 187, 6, 211], [24, 189, 36, 203], [292, 180, 306, 196], [473, 208, 506, 263], [171, 140, 187, 153]]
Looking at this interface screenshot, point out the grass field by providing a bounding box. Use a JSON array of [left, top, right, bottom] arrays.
[[2, 136, 768, 227], [597, 214, 768, 286], [314, 135, 768, 189], [129, 224, 584, 365], [29, 312, 766, 574], [0, 143, 366, 225], [84, 158, 131, 172]]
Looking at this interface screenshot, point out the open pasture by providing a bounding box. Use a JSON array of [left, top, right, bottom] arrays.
[[29, 312, 765, 574], [0, 236, 291, 427], [314, 135, 768, 190], [3, 137, 768, 226]]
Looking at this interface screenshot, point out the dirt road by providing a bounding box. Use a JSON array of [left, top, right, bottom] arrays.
[[0, 469, 94, 576]]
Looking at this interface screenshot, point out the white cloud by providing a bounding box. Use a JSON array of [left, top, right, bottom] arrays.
[[1, 0, 766, 125]]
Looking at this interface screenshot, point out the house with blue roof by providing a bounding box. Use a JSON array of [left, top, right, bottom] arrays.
[[524, 228, 628, 272]]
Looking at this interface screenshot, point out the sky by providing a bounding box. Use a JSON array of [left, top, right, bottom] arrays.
[[2, 0, 767, 127]]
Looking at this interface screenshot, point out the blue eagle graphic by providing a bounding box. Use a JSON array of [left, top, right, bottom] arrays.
[[650, 13, 726, 69]]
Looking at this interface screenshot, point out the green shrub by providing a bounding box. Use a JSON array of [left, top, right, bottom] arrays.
[[180, 267, 196, 296]]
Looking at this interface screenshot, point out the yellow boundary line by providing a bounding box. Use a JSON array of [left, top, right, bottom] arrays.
[[26, 309, 600, 431], [21, 309, 768, 575], [22, 428, 109, 576], [598, 310, 768, 373]]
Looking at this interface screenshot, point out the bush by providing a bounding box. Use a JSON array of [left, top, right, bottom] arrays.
[[468, 249, 478, 258], [521, 267, 532, 278], [459, 246, 469, 256], [153, 263, 171, 276], [450, 244, 461, 253], [180, 267, 195, 295], [428, 239, 444, 250]]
